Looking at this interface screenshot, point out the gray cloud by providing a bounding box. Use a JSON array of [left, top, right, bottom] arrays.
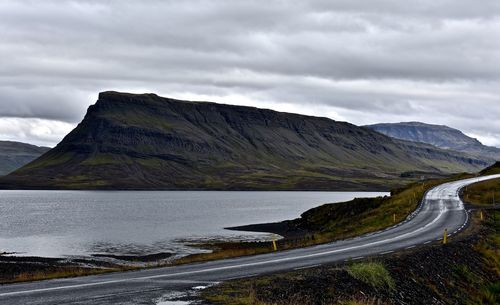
[[0, 0, 499, 146]]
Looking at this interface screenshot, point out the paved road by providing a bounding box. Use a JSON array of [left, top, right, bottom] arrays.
[[1, 174, 499, 305]]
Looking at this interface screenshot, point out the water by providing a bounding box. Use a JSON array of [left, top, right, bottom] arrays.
[[0, 191, 387, 258]]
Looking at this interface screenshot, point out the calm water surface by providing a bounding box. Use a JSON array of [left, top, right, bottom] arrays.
[[0, 191, 387, 258]]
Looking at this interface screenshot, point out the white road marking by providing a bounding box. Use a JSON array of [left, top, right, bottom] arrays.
[[293, 264, 321, 271]]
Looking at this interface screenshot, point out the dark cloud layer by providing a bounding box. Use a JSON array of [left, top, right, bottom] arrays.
[[0, 0, 499, 146]]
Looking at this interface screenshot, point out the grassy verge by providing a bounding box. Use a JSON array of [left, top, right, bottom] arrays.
[[10, 268, 116, 283], [461, 173, 500, 304], [462, 210, 499, 305], [463, 178, 500, 206], [0, 255, 143, 284]]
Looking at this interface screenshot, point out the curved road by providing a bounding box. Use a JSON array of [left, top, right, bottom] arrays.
[[1, 174, 499, 305]]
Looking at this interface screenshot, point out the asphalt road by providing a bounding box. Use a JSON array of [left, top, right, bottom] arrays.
[[1, 174, 499, 305]]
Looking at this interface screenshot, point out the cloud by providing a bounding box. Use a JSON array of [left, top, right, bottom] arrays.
[[0, 0, 499, 147], [0, 117, 74, 147]]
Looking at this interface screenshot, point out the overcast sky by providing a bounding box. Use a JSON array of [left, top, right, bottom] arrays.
[[1, 0, 499, 147]]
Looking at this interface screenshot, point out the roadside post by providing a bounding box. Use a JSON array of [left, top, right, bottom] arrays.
[[272, 235, 278, 251], [480, 210, 484, 221], [393, 213, 396, 223], [443, 228, 447, 244]]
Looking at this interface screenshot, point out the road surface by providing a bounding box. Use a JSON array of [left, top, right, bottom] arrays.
[[1, 174, 499, 304]]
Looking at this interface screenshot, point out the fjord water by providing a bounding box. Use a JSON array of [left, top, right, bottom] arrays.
[[0, 191, 387, 258]]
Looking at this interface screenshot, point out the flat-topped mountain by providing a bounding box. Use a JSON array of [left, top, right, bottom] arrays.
[[0, 141, 50, 176], [0, 92, 489, 190], [366, 122, 500, 160]]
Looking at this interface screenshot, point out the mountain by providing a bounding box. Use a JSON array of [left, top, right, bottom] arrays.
[[366, 122, 500, 161], [0, 141, 50, 176], [0, 92, 489, 190], [390, 139, 490, 175]]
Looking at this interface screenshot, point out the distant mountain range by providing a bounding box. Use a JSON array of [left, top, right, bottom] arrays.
[[0, 92, 490, 190], [366, 122, 500, 161], [0, 141, 50, 176]]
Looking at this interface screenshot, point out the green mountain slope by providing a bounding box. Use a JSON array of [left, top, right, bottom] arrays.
[[0, 141, 50, 176], [0, 92, 489, 190]]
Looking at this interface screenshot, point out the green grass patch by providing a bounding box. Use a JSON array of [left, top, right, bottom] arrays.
[[346, 262, 395, 290]]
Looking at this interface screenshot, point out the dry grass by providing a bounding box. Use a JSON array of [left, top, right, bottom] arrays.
[[463, 178, 500, 206], [6, 267, 117, 284]]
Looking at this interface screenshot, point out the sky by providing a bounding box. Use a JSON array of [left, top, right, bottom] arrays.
[[1, 0, 499, 147]]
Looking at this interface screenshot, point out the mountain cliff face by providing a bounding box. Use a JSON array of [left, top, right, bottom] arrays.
[[0, 141, 50, 176], [366, 122, 500, 160], [0, 92, 489, 190]]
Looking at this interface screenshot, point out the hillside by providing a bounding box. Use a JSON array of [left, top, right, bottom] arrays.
[[366, 122, 500, 160], [0, 92, 489, 190], [0, 141, 50, 176]]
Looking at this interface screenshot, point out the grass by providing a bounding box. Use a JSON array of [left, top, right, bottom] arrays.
[[467, 210, 500, 305], [462, 171, 500, 305], [463, 178, 500, 206], [174, 246, 272, 265], [346, 262, 395, 290], [11, 268, 114, 283], [0, 259, 159, 284]]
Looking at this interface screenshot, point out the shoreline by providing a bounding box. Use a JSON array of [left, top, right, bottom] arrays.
[[225, 221, 308, 239]]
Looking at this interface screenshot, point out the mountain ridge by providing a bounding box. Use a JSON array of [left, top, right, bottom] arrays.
[[366, 122, 500, 161], [0, 141, 50, 176], [0, 92, 489, 190]]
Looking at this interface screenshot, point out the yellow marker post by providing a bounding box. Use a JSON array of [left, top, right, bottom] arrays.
[[480, 210, 484, 221], [272, 235, 277, 251], [443, 228, 448, 244]]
